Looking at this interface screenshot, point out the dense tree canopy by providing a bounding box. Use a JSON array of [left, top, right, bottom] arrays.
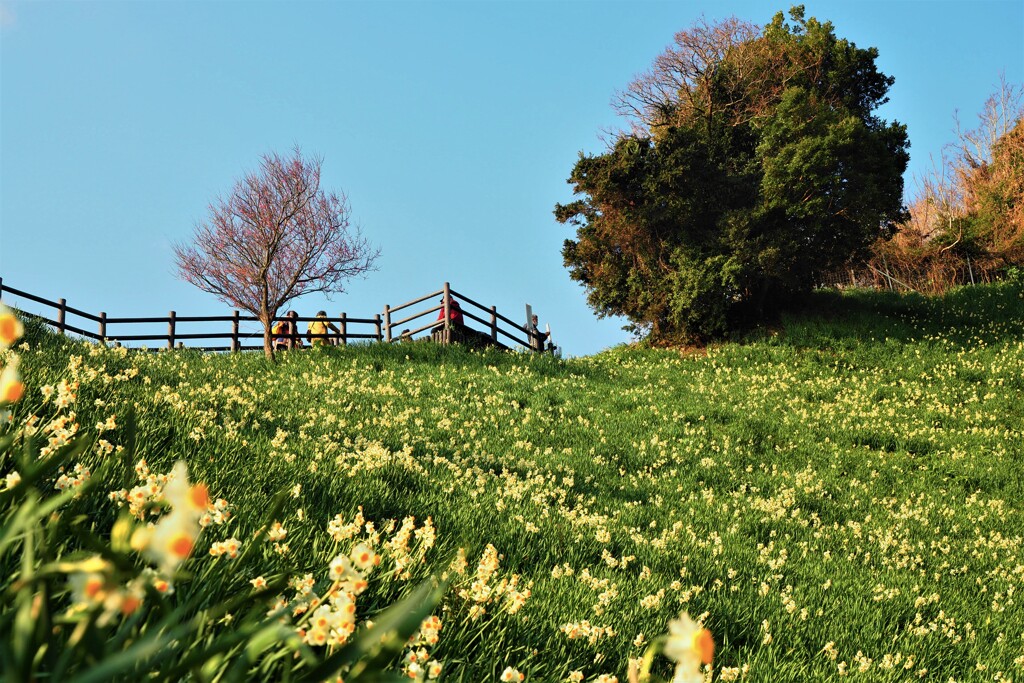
[[556, 6, 909, 341]]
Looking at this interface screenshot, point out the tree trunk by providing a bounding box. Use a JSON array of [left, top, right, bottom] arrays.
[[260, 313, 275, 361], [264, 325, 274, 361]]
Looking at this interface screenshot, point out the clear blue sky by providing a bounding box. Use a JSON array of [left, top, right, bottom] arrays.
[[2, 0, 1022, 356]]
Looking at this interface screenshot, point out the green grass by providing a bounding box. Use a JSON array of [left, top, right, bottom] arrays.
[[4, 280, 1024, 682]]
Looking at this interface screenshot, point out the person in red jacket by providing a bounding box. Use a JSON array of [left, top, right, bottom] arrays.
[[437, 298, 464, 327]]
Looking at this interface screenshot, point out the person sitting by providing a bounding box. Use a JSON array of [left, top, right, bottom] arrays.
[[272, 311, 303, 350], [271, 316, 289, 351], [306, 310, 340, 347], [437, 298, 465, 328]]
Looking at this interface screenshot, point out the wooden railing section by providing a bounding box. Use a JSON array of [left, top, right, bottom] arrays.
[[0, 278, 549, 353]]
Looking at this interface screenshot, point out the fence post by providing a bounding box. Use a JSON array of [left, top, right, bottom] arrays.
[[231, 310, 240, 352], [58, 298, 67, 335], [339, 313, 347, 346], [442, 282, 451, 345], [168, 311, 176, 350], [967, 255, 975, 285], [99, 312, 106, 342], [290, 316, 299, 349], [490, 305, 498, 342], [384, 305, 392, 342], [374, 314, 382, 342]]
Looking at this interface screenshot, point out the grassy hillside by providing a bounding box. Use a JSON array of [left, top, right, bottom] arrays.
[[3, 282, 1024, 682]]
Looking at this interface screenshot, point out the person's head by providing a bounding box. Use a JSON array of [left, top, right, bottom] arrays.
[[531, 314, 538, 324], [317, 310, 327, 317], [288, 310, 297, 319]]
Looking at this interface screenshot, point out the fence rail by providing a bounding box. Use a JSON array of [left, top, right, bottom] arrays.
[[0, 278, 551, 354]]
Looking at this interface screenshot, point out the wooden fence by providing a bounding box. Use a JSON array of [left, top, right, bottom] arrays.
[[0, 278, 549, 353]]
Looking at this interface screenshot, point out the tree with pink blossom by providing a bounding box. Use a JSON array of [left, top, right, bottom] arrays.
[[175, 148, 378, 359]]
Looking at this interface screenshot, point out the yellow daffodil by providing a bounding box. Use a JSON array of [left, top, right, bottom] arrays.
[[664, 612, 714, 683], [163, 461, 210, 518], [0, 305, 23, 348], [500, 667, 524, 682], [142, 508, 199, 574], [350, 543, 376, 572], [0, 356, 24, 404]]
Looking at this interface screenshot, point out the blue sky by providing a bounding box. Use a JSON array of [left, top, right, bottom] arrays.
[[2, 0, 1022, 356]]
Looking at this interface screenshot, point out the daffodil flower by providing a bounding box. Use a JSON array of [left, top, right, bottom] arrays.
[[0, 305, 24, 349]]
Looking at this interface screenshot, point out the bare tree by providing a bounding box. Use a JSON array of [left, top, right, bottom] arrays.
[[953, 73, 1024, 170], [612, 15, 761, 134], [916, 148, 968, 249], [174, 148, 379, 359], [610, 12, 836, 136]]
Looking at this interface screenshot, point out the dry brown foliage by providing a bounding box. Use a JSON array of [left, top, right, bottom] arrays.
[[866, 76, 1024, 293]]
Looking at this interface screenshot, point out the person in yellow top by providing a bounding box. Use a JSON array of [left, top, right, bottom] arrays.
[[306, 310, 340, 347], [272, 311, 302, 350]]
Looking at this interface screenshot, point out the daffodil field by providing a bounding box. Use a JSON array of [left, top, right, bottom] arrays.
[[2, 282, 1024, 682]]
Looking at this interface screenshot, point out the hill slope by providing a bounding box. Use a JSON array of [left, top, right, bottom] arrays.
[[5, 282, 1024, 682]]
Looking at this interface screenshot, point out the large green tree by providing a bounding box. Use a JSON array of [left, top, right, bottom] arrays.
[[556, 7, 909, 341]]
